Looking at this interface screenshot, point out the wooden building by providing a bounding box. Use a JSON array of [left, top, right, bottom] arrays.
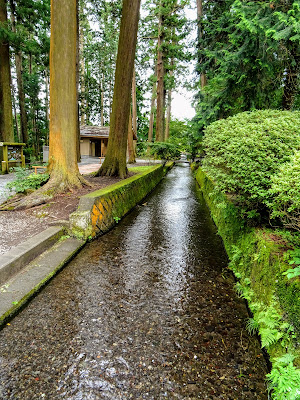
[[80, 125, 109, 158], [80, 125, 138, 158]]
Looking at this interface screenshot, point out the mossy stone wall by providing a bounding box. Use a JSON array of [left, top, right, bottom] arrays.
[[70, 163, 173, 239], [195, 167, 300, 358]]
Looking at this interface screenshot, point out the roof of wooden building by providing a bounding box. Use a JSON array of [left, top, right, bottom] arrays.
[[80, 125, 137, 140], [80, 125, 109, 138]]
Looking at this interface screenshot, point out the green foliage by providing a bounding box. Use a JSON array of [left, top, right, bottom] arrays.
[[269, 152, 300, 231], [267, 353, 300, 400], [246, 318, 259, 335], [202, 110, 300, 220], [149, 141, 181, 160], [236, 277, 296, 350], [136, 140, 148, 157], [194, 0, 300, 133], [282, 249, 300, 280], [7, 167, 49, 193]]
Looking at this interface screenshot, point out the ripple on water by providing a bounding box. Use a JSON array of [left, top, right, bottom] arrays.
[[0, 165, 268, 399]]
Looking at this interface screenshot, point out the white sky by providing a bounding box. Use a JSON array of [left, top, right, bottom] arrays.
[[172, 90, 196, 120]]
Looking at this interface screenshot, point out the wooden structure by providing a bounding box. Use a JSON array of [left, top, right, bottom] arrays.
[[80, 125, 137, 158], [80, 126, 110, 158], [0, 142, 25, 174]]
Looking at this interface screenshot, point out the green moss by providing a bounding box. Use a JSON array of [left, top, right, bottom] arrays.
[[195, 167, 300, 368], [128, 165, 156, 173], [70, 163, 173, 240], [84, 165, 159, 198]]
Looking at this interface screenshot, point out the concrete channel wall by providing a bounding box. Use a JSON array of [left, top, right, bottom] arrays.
[[195, 167, 300, 371], [70, 163, 173, 239], [0, 163, 173, 328]]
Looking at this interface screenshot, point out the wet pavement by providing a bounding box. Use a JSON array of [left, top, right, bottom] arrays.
[[0, 165, 268, 399], [0, 174, 15, 205]]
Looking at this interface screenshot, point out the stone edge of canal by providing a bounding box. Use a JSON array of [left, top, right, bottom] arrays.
[[195, 165, 300, 398], [0, 162, 174, 329]]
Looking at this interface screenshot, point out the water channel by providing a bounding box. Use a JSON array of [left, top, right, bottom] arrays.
[[0, 165, 268, 399]]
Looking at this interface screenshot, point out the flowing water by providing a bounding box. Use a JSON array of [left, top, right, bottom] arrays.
[[0, 165, 268, 399]]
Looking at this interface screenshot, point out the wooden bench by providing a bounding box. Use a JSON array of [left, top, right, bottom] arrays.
[[32, 165, 47, 174]]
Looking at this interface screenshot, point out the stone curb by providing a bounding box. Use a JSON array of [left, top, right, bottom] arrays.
[[0, 163, 173, 328], [0, 226, 65, 286], [70, 163, 174, 239], [0, 236, 86, 329]]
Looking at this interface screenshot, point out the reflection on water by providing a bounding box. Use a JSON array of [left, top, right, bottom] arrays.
[[0, 165, 267, 399]]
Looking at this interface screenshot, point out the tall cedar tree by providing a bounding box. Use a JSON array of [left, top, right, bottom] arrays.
[[0, 0, 87, 210], [156, 0, 165, 142], [9, 0, 28, 144], [0, 0, 14, 142], [97, 0, 141, 178], [48, 0, 84, 189]]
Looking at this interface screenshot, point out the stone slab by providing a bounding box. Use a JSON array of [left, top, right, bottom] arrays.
[[0, 226, 65, 286], [0, 236, 85, 328]]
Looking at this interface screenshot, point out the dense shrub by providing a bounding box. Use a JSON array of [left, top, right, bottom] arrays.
[[136, 140, 147, 157], [269, 151, 300, 231], [202, 110, 300, 219], [149, 142, 181, 160]]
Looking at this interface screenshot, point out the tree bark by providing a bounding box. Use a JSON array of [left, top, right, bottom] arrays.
[[131, 65, 137, 158], [0, 0, 14, 142], [100, 70, 104, 126], [97, 0, 141, 178], [48, 0, 83, 188], [79, 23, 86, 125], [148, 75, 156, 148], [132, 66, 137, 137], [11, 85, 20, 141], [156, 2, 165, 142], [9, 0, 28, 144], [127, 108, 136, 163], [165, 57, 173, 141], [282, 44, 299, 110], [45, 68, 49, 145], [165, 87, 172, 141]]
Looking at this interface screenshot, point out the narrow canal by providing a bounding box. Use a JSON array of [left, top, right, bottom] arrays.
[[0, 165, 268, 399]]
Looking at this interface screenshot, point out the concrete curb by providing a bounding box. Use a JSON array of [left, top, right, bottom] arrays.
[[0, 236, 86, 328], [0, 226, 65, 286], [0, 163, 173, 328]]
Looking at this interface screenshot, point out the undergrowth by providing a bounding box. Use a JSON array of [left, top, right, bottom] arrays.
[[232, 268, 300, 400], [6, 167, 49, 194]]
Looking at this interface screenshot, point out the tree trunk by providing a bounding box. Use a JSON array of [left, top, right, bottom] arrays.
[[76, 0, 80, 162], [196, 0, 206, 89], [165, 87, 172, 141], [48, 0, 83, 188], [100, 75, 104, 126], [9, 0, 28, 144], [132, 66, 137, 137], [79, 23, 86, 125], [11, 86, 20, 141], [45, 68, 49, 145], [131, 65, 137, 158], [97, 0, 141, 178], [165, 57, 173, 141], [148, 75, 156, 149], [127, 108, 136, 163], [156, 3, 165, 142], [0, 0, 89, 210], [282, 44, 299, 110], [0, 0, 14, 142]]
